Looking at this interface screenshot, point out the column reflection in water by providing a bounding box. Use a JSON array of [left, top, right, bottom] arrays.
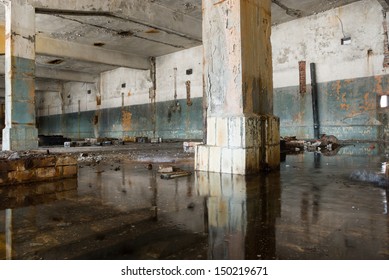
[[5, 209, 12, 260], [196, 172, 281, 260]]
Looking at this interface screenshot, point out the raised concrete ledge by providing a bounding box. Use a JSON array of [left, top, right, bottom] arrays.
[[0, 154, 78, 186], [195, 115, 280, 175]]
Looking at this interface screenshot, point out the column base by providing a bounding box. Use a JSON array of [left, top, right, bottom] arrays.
[[195, 115, 280, 175], [2, 126, 38, 151]]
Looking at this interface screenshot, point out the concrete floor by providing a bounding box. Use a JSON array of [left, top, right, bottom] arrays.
[[0, 142, 388, 260]]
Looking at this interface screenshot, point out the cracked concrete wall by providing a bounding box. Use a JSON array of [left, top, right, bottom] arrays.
[[272, 0, 389, 140]]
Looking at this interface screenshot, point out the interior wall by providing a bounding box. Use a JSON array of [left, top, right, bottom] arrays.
[[156, 46, 203, 139], [272, 0, 389, 140], [36, 0, 388, 142], [36, 46, 204, 140]]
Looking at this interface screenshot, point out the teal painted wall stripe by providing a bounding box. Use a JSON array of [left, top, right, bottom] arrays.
[[37, 97, 204, 140], [37, 75, 388, 142], [274, 74, 389, 140]]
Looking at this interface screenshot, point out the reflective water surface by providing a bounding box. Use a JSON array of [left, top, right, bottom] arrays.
[[0, 144, 388, 259]]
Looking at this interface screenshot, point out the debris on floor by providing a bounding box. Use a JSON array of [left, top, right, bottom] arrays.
[[158, 166, 174, 173], [282, 134, 341, 155], [183, 141, 203, 153], [158, 165, 192, 179]]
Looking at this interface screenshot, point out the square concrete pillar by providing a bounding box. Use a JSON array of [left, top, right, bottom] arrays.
[[2, 0, 38, 151], [196, 0, 279, 174]]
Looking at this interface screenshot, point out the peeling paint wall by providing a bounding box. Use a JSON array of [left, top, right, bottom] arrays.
[[37, 47, 204, 140], [272, 0, 389, 140], [156, 46, 203, 139], [36, 0, 388, 142]]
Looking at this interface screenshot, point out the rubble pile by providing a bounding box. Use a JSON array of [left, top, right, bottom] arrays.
[[282, 134, 341, 155]]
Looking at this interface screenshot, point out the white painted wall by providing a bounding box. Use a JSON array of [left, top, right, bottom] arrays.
[[36, 91, 62, 116], [37, 82, 98, 116], [100, 67, 152, 109], [156, 46, 203, 102], [37, 46, 204, 118], [272, 0, 389, 88]]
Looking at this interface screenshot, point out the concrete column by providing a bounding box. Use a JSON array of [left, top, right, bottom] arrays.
[[2, 0, 38, 151], [195, 0, 280, 174]]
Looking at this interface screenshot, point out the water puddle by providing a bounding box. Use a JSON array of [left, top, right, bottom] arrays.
[[0, 143, 388, 259]]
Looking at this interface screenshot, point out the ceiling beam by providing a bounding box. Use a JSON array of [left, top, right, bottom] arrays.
[[36, 67, 98, 83], [36, 35, 150, 70], [0, 63, 98, 83], [29, 0, 202, 41], [1, 25, 150, 69]]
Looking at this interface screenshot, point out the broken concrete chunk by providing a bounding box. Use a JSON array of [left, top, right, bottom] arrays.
[[183, 141, 203, 153], [8, 152, 20, 160], [158, 166, 174, 173], [160, 171, 192, 180]]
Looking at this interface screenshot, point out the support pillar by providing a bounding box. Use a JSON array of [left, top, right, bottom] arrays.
[[195, 0, 280, 174], [2, 0, 38, 151]]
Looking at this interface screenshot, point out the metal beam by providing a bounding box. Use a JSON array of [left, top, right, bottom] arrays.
[[28, 0, 202, 41], [36, 35, 150, 70]]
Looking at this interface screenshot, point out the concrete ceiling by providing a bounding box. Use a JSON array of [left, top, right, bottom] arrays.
[[0, 0, 372, 87]]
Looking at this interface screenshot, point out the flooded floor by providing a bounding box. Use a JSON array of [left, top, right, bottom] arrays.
[[0, 143, 388, 260]]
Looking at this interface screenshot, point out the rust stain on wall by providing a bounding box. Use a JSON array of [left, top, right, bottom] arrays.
[[96, 95, 101, 106], [293, 112, 304, 123], [374, 75, 389, 95], [122, 110, 132, 131], [359, 92, 375, 112], [335, 80, 341, 96]]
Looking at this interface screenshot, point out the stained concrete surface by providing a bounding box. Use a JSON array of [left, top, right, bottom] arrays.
[[0, 142, 388, 260]]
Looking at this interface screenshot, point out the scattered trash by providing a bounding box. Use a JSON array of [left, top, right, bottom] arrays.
[[78, 153, 103, 164], [282, 134, 341, 155], [64, 141, 76, 148], [136, 137, 148, 143], [85, 138, 98, 145], [150, 138, 162, 144]]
